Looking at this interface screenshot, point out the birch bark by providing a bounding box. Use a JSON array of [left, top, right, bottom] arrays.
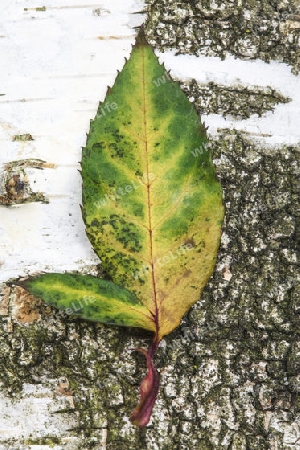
[[0, 1, 299, 449]]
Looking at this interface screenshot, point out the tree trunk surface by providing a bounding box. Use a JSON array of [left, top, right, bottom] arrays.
[[0, 1, 299, 449]]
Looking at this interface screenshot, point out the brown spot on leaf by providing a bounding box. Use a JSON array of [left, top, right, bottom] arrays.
[[184, 237, 196, 247], [174, 269, 192, 286]]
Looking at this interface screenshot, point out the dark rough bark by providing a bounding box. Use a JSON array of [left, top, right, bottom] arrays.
[[145, 0, 300, 74]]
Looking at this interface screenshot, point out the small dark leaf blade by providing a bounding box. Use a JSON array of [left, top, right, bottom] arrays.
[[18, 273, 156, 331]]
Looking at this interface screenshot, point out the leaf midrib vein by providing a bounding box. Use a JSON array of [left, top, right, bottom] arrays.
[[142, 47, 159, 331]]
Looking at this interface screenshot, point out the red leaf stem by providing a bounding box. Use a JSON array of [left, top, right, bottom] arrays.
[[130, 342, 160, 427]]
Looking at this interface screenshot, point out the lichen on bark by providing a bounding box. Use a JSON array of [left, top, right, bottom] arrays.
[[145, 0, 300, 74]]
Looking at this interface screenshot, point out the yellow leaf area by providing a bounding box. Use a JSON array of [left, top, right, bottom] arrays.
[[82, 35, 224, 342]]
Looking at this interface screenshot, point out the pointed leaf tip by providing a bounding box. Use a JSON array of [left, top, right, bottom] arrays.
[[134, 25, 148, 47]]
